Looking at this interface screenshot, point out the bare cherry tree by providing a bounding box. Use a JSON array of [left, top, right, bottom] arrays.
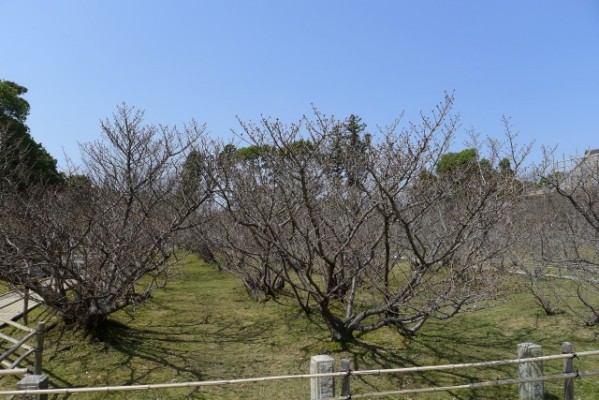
[[209, 95, 528, 342], [515, 150, 599, 323], [0, 104, 216, 330]]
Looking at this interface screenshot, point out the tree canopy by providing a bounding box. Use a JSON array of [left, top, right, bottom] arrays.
[[0, 84, 540, 344], [0, 104, 216, 330], [202, 97, 528, 343], [435, 148, 478, 175], [0, 79, 63, 188]]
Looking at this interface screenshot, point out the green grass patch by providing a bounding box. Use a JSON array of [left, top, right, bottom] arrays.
[[1, 255, 599, 399]]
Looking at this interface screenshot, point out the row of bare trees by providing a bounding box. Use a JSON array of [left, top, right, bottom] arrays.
[[2, 91, 599, 342], [512, 151, 599, 325], [197, 94, 531, 342], [0, 105, 218, 330]]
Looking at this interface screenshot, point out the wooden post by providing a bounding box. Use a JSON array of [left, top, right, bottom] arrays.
[[310, 355, 335, 400], [518, 342, 544, 400], [34, 322, 45, 375], [23, 287, 29, 325], [341, 358, 351, 398], [563, 342, 574, 400]]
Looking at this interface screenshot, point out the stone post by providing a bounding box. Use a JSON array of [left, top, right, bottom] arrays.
[[17, 374, 48, 400], [518, 342, 544, 400], [311, 355, 335, 400]]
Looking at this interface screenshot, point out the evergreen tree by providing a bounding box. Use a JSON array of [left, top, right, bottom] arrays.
[[331, 114, 370, 187], [0, 80, 63, 188]]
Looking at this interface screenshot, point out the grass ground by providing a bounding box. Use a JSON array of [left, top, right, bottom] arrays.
[[2, 255, 599, 399]]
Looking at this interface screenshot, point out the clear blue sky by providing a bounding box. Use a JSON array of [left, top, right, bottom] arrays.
[[2, 0, 598, 169]]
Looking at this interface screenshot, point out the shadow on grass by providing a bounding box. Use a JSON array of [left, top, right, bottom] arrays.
[[39, 307, 565, 399], [61, 311, 273, 387], [34, 311, 275, 400], [318, 319, 554, 400]]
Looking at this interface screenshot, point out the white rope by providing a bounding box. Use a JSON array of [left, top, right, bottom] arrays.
[[323, 372, 590, 399], [0, 350, 597, 396], [349, 349, 599, 377]]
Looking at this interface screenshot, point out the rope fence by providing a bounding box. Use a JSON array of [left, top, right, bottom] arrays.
[[335, 349, 599, 377], [3, 341, 597, 399], [321, 371, 599, 399]]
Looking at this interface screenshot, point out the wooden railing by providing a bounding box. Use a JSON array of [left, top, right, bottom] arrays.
[[0, 319, 44, 376]]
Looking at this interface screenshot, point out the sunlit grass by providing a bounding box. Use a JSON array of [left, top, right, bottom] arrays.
[[1, 255, 599, 399]]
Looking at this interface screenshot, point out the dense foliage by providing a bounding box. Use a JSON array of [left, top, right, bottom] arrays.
[[0, 80, 62, 188]]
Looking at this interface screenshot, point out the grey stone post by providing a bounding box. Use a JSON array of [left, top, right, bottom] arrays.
[[17, 374, 48, 400], [518, 342, 544, 400], [311, 355, 335, 400]]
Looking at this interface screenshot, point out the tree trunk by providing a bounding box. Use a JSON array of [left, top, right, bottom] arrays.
[[321, 305, 354, 343], [63, 310, 109, 332], [329, 325, 354, 344]]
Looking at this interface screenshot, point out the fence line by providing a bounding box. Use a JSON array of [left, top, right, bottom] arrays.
[[324, 371, 599, 399], [0, 368, 27, 377], [0, 350, 587, 396], [343, 349, 599, 377], [2, 371, 348, 396], [0, 320, 44, 377], [314, 342, 596, 400], [0, 317, 34, 334], [5, 341, 599, 398]]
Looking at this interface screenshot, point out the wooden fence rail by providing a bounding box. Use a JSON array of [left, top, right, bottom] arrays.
[[0, 320, 45, 377]]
